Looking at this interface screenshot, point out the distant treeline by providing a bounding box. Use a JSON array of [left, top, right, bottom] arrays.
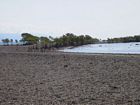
[[107, 35, 140, 43], [1, 33, 140, 47], [1, 38, 19, 45], [20, 33, 99, 48]]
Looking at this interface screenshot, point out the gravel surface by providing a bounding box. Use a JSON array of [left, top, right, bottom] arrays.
[[0, 47, 140, 105]]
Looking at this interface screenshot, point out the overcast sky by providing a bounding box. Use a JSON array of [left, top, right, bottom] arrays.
[[0, 0, 140, 39]]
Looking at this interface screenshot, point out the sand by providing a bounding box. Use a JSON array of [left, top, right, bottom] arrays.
[[0, 46, 140, 105]]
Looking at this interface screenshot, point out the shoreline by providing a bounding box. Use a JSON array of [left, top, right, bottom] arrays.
[[0, 45, 140, 55]]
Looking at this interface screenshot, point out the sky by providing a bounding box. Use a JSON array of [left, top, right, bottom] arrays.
[[0, 0, 140, 40]]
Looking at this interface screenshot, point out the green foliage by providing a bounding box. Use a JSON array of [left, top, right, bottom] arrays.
[[134, 35, 140, 42], [107, 35, 140, 43], [10, 39, 13, 45], [21, 33, 39, 45], [15, 39, 18, 43], [40, 36, 51, 48], [40, 37, 50, 44], [2, 38, 10, 45], [20, 32, 99, 48], [53, 33, 99, 48]]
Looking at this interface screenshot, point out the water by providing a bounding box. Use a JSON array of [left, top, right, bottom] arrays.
[[0, 42, 22, 45], [0, 42, 3, 45], [61, 42, 140, 54]]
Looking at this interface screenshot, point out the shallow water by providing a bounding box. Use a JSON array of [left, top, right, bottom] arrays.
[[61, 42, 140, 54], [0, 42, 23, 45]]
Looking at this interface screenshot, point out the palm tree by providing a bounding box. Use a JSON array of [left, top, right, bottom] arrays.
[[15, 39, 18, 45], [2, 39, 6, 45], [5, 38, 10, 45], [2, 38, 10, 45], [10, 39, 13, 45]]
